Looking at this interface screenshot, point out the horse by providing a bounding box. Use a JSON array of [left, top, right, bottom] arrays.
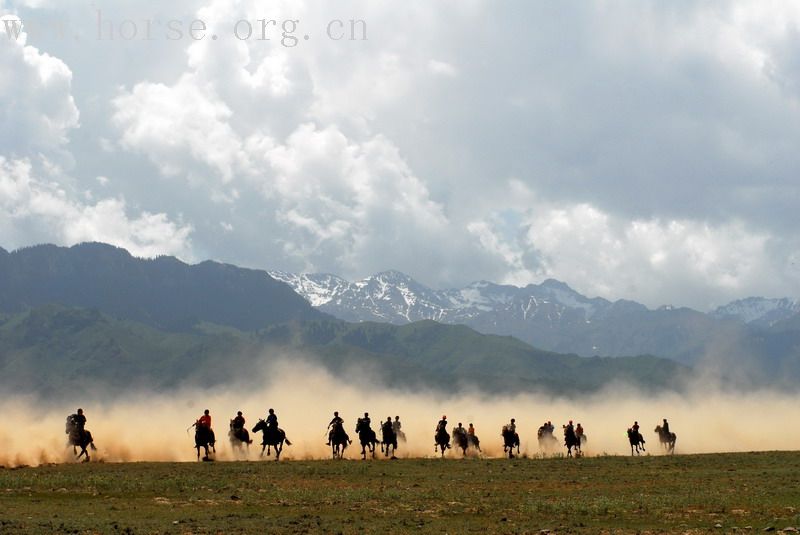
[[435, 426, 451, 457], [627, 428, 646, 456], [468, 432, 481, 452], [564, 426, 581, 458], [452, 427, 469, 456], [355, 418, 378, 460], [380, 423, 398, 459], [537, 426, 558, 453], [654, 425, 676, 454], [66, 428, 96, 462], [502, 426, 520, 459], [329, 421, 349, 459], [193, 424, 216, 461], [229, 420, 252, 456], [251, 419, 291, 460]]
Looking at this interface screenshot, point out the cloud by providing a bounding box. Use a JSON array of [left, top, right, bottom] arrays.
[[7, 0, 800, 308], [0, 157, 194, 258], [0, 16, 79, 158], [469, 182, 800, 308]]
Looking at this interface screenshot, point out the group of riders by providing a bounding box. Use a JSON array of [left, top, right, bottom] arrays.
[[63, 407, 677, 462]]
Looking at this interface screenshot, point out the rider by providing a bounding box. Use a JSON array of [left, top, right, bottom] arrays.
[[232, 411, 252, 444], [468, 423, 476, 436], [436, 415, 448, 432], [662, 418, 670, 435], [575, 422, 584, 439], [327, 411, 350, 445], [454, 422, 466, 436], [392, 416, 402, 434], [382, 417, 394, 436], [66, 408, 87, 441], [266, 408, 278, 429], [508, 418, 517, 434], [232, 411, 245, 431], [547, 420, 555, 434], [362, 412, 371, 428], [197, 409, 215, 444], [436, 415, 451, 449], [632, 421, 645, 443]]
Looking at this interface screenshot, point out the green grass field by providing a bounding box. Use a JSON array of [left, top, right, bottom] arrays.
[[2, 452, 799, 534]]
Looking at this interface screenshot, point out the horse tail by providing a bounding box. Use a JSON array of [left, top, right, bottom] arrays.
[[285, 438, 292, 446]]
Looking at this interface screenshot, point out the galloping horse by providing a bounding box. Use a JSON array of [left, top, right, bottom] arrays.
[[537, 425, 558, 452], [329, 421, 349, 459], [380, 421, 398, 458], [66, 424, 96, 462], [251, 419, 291, 460], [467, 432, 481, 452], [654, 425, 676, 454], [564, 426, 581, 458], [193, 424, 216, 461], [452, 426, 469, 456], [435, 426, 451, 457], [355, 418, 378, 460], [627, 428, 646, 456], [229, 420, 252, 456], [502, 426, 520, 459]]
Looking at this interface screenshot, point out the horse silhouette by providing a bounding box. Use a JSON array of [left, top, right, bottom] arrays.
[[252, 419, 291, 460], [193, 424, 216, 461], [435, 426, 451, 457], [380, 421, 398, 459], [502, 426, 520, 459], [627, 428, 646, 455], [654, 425, 676, 454], [355, 418, 378, 460], [563, 425, 581, 458], [329, 421, 349, 459]]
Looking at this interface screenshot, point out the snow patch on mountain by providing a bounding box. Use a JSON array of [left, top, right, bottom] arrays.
[[711, 297, 800, 326]]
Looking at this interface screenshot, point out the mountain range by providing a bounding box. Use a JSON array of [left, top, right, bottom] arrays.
[[270, 270, 800, 371], [0, 243, 693, 397]]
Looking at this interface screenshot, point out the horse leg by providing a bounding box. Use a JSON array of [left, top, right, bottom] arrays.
[[275, 442, 282, 461]]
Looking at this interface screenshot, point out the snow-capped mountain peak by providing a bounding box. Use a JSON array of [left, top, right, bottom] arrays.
[[711, 297, 800, 326]]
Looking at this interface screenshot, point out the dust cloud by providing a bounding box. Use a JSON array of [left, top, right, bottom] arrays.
[[1, 359, 798, 467]]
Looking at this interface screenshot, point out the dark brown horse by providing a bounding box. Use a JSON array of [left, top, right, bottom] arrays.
[[502, 426, 520, 459], [435, 426, 450, 457], [193, 423, 216, 461], [627, 428, 645, 455], [328, 421, 349, 459], [252, 419, 291, 460], [654, 425, 676, 454]]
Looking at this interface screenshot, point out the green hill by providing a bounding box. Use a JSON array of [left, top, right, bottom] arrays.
[[0, 305, 689, 397]]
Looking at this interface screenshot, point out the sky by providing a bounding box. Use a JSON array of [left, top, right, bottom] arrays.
[[0, 0, 798, 310]]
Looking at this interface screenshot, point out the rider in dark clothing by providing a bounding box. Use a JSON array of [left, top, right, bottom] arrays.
[[72, 409, 87, 431], [67, 408, 87, 440], [266, 408, 278, 428], [361, 412, 371, 428], [327, 411, 350, 445], [382, 417, 393, 436], [232, 411, 245, 430], [662, 418, 670, 435], [436, 416, 448, 432]]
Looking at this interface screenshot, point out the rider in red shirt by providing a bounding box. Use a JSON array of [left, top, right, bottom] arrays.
[[198, 409, 212, 429]]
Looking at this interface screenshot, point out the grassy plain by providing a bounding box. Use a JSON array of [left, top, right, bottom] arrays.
[[1, 452, 799, 534]]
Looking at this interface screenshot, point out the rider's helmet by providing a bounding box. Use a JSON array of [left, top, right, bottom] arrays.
[[395, 415, 400, 419], [569, 420, 573, 424], [364, 412, 369, 417], [77, 408, 83, 415], [269, 408, 274, 414], [204, 409, 210, 415], [237, 411, 242, 416], [442, 415, 447, 419], [334, 411, 339, 416], [458, 422, 462, 427], [511, 418, 515, 423]]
